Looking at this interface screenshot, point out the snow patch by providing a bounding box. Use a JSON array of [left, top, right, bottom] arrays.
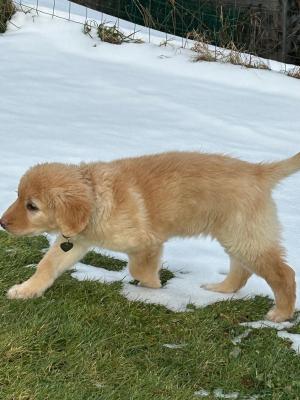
[[240, 316, 300, 356], [240, 320, 296, 331], [24, 264, 37, 268], [213, 389, 239, 399], [162, 343, 187, 349], [194, 389, 210, 397], [72, 263, 131, 284], [277, 331, 300, 354], [231, 329, 252, 345]]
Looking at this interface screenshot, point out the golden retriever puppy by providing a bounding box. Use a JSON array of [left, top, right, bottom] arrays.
[[1, 152, 299, 322]]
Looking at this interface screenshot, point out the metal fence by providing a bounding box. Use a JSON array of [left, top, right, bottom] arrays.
[[11, 0, 300, 65], [68, 0, 300, 65]]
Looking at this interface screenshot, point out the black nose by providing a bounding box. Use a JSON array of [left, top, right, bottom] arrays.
[[0, 218, 8, 230]]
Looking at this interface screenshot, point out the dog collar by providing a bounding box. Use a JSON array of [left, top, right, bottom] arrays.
[[60, 235, 74, 252]]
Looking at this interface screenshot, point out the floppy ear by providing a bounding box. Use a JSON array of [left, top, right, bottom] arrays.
[[50, 185, 92, 237]]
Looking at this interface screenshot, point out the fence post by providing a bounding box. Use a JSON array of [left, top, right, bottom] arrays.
[[282, 0, 288, 63]]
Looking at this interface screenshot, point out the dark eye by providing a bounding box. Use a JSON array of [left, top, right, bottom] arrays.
[[26, 202, 39, 212]]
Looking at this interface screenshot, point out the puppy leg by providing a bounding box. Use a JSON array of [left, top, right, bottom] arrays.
[[216, 199, 296, 322], [203, 256, 252, 293], [7, 236, 88, 299], [248, 247, 295, 322], [227, 244, 296, 322], [128, 246, 162, 288]]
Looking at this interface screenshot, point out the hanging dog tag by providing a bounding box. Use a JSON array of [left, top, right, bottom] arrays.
[[60, 241, 73, 252]]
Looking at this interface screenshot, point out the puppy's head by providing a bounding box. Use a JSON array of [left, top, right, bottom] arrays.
[[0, 163, 93, 237]]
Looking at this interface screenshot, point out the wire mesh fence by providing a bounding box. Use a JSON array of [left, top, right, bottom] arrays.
[[8, 0, 300, 65], [71, 0, 300, 65], [13, 0, 101, 26]]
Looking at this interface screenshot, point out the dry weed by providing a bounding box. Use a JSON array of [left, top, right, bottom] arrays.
[[83, 21, 143, 45], [189, 31, 216, 62], [97, 23, 143, 45], [0, 0, 15, 33], [287, 67, 300, 79]]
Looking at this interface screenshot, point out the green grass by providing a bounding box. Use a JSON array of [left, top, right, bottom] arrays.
[[0, 0, 15, 33], [0, 230, 300, 400], [82, 250, 127, 271]]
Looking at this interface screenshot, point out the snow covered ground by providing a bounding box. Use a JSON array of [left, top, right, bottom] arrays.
[[1, 3, 300, 325]]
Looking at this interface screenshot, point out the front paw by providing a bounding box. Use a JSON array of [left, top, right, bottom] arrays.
[[7, 281, 44, 299]]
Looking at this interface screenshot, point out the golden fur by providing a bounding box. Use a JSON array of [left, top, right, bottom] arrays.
[[1, 151, 300, 322]]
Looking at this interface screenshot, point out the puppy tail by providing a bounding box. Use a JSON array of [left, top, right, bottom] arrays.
[[262, 153, 300, 187]]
